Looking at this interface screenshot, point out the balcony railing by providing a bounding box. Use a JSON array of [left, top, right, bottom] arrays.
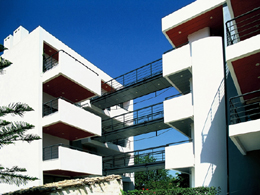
[[42, 97, 80, 117], [100, 58, 162, 96], [43, 143, 97, 161], [102, 102, 164, 134], [43, 50, 98, 76], [103, 140, 191, 171], [230, 89, 260, 125], [226, 6, 260, 46]]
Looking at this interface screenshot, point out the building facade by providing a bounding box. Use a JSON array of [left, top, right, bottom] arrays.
[[0, 26, 134, 194], [1, 0, 260, 194], [163, 0, 260, 194]]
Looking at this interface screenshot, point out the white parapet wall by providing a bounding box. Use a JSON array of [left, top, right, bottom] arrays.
[[165, 142, 194, 171], [164, 93, 193, 124], [43, 146, 102, 175], [42, 98, 101, 137], [163, 44, 191, 78]]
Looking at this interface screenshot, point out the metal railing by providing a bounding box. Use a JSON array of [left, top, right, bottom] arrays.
[[102, 102, 164, 134], [226, 6, 260, 46], [43, 143, 98, 161], [100, 58, 162, 96], [103, 140, 191, 171], [230, 89, 260, 125], [42, 97, 80, 117], [43, 50, 99, 76]]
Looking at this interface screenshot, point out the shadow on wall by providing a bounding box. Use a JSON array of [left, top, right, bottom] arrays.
[[200, 79, 227, 190]]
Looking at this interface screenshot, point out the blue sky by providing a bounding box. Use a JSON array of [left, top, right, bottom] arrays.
[[0, 0, 194, 152]]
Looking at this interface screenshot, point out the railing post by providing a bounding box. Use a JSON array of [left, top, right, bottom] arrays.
[[150, 63, 152, 76]]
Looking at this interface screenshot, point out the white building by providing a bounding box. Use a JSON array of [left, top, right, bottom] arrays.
[[0, 26, 134, 194], [163, 0, 260, 194], [1, 0, 260, 194]]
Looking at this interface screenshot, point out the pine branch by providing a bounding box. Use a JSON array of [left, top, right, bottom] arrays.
[[0, 121, 40, 148], [0, 166, 38, 186], [0, 119, 10, 127], [0, 44, 7, 52], [0, 57, 12, 74], [0, 103, 34, 117]]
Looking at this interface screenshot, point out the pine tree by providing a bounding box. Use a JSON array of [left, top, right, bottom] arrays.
[[0, 45, 11, 74], [0, 44, 41, 186]]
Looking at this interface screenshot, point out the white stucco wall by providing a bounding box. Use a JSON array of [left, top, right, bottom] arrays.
[[0, 26, 43, 193], [43, 146, 102, 175], [191, 36, 227, 193]]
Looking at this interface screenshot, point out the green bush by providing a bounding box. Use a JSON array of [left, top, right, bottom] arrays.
[[122, 186, 221, 195]]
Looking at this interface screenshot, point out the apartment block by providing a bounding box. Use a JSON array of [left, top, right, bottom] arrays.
[[1, 0, 260, 194], [0, 26, 134, 194]]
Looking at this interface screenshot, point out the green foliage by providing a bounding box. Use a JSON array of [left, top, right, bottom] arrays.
[[0, 166, 38, 186], [134, 154, 189, 190], [122, 186, 221, 195], [0, 44, 40, 186], [0, 57, 12, 74], [134, 154, 171, 190]]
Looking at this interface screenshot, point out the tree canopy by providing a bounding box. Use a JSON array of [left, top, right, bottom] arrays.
[[134, 153, 189, 190]]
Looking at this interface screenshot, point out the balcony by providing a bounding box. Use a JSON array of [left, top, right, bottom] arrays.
[[42, 49, 101, 102], [43, 144, 102, 176], [226, 7, 260, 46], [165, 141, 194, 174], [163, 44, 191, 95], [162, 0, 224, 48], [229, 90, 260, 155], [42, 97, 101, 140], [226, 7, 260, 96], [164, 93, 193, 137]]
